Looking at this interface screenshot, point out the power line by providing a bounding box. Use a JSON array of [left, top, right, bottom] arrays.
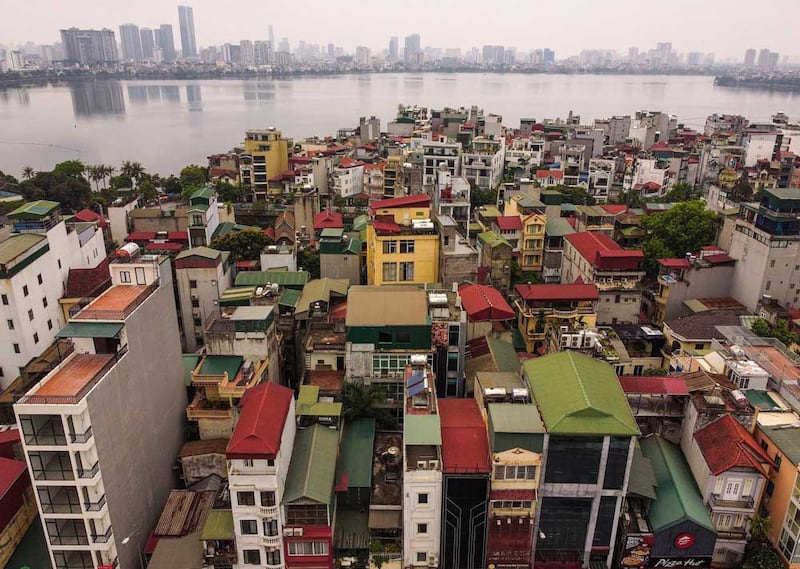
[[0, 140, 81, 159]]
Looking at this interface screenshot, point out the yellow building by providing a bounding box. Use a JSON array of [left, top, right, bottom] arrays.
[[366, 194, 439, 286], [505, 194, 547, 272], [240, 128, 290, 199]]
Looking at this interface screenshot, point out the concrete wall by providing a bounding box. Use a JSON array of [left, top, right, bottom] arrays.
[[88, 281, 186, 569], [108, 201, 138, 246], [176, 262, 231, 352], [182, 453, 227, 485], [597, 290, 642, 325], [663, 265, 735, 322], [320, 253, 361, 286]]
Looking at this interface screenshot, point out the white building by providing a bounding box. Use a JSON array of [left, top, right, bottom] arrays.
[[14, 255, 185, 569], [588, 158, 615, 201], [744, 131, 780, 167], [331, 158, 365, 199], [461, 137, 505, 190], [433, 165, 471, 232], [421, 139, 462, 186], [0, 201, 106, 389], [226, 382, 296, 569]]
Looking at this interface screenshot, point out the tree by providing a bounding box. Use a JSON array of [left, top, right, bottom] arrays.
[[741, 546, 783, 569], [342, 381, 397, 430], [470, 187, 498, 209], [22, 166, 35, 180], [214, 181, 241, 203], [18, 162, 93, 212], [209, 228, 269, 261], [180, 165, 208, 197], [641, 201, 719, 272], [100, 165, 115, 189], [553, 185, 597, 206], [52, 160, 85, 179], [120, 161, 145, 188], [510, 259, 541, 286], [752, 318, 799, 346], [299, 248, 320, 279], [749, 514, 772, 546], [137, 179, 158, 202], [162, 175, 182, 196], [751, 318, 772, 338], [86, 165, 104, 192]]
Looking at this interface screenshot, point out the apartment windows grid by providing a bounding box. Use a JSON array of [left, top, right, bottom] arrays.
[[53, 551, 94, 569], [372, 354, 410, 378], [399, 261, 414, 281], [240, 519, 258, 535], [382, 240, 397, 254], [288, 541, 328, 555], [382, 262, 397, 282], [399, 240, 415, 253], [243, 549, 261, 565], [494, 465, 536, 480], [237, 491, 256, 506], [492, 500, 533, 509]]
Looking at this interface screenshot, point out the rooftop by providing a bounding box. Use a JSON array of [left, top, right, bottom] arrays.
[[226, 382, 294, 459], [74, 284, 153, 320], [761, 424, 800, 465], [515, 283, 599, 302], [8, 199, 59, 219], [283, 424, 339, 505], [25, 353, 115, 402], [371, 194, 430, 210], [0, 457, 28, 498], [404, 415, 443, 446], [335, 418, 376, 490], [345, 286, 428, 327], [439, 399, 491, 474], [694, 415, 772, 476], [565, 231, 644, 269], [664, 313, 741, 342], [545, 217, 576, 238], [618, 376, 689, 395], [458, 284, 514, 322], [524, 351, 639, 436]]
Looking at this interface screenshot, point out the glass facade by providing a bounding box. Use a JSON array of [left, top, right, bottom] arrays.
[[544, 437, 602, 484]]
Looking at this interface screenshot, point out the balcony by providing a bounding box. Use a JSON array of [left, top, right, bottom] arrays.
[[262, 534, 281, 547], [186, 393, 234, 420], [78, 461, 100, 480], [260, 505, 279, 518], [70, 426, 93, 444], [265, 563, 283, 569], [710, 494, 755, 510], [84, 494, 107, 512], [92, 526, 113, 544], [716, 529, 748, 541]]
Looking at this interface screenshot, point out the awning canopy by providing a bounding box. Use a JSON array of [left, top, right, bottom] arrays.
[[55, 321, 123, 339]]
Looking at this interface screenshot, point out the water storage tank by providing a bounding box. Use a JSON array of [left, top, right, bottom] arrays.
[[116, 242, 140, 258]]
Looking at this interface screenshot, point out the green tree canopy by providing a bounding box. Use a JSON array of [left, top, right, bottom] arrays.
[[209, 228, 269, 261], [342, 381, 397, 430], [752, 318, 799, 346], [299, 248, 320, 279], [18, 162, 93, 212], [52, 160, 86, 179], [180, 165, 208, 197], [213, 181, 241, 203], [741, 546, 783, 569], [641, 201, 719, 271], [552, 185, 597, 206], [470, 187, 498, 209]]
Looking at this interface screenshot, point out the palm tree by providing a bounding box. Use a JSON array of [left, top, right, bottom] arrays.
[[101, 165, 114, 189], [342, 381, 396, 429], [120, 161, 145, 189], [21, 166, 35, 180], [86, 165, 103, 192]]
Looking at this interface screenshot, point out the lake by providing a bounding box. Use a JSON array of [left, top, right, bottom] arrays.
[[0, 73, 798, 177]]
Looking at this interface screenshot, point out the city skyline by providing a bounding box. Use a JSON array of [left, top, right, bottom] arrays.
[[2, 0, 800, 60]]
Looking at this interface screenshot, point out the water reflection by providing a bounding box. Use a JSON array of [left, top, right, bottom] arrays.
[[70, 81, 125, 116], [127, 84, 188, 106], [16, 89, 30, 106], [186, 85, 202, 111], [243, 82, 276, 102]]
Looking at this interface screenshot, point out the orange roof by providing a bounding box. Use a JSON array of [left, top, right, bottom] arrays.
[[75, 285, 151, 319], [32, 354, 114, 399]]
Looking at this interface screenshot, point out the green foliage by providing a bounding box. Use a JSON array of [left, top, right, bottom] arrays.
[[749, 514, 772, 546], [162, 175, 182, 196], [342, 382, 397, 430], [210, 228, 269, 261], [641, 201, 719, 272], [18, 162, 93, 212], [552, 185, 597, 206], [656, 182, 697, 203], [109, 174, 132, 189], [52, 160, 86, 179], [180, 165, 208, 197], [120, 161, 145, 187], [21, 166, 35, 180], [213, 181, 241, 203], [752, 318, 799, 346], [510, 259, 542, 286], [751, 318, 772, 338], [470, 187, 498, 209], [741, 546, 783, 569], [0, 170, 19, 188], [299, 248, 321, 279], [137, 179, 158, 202]]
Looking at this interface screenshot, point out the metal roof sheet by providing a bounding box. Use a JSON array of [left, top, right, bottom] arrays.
[[55, 321, 123, 339], [283, 424, 339, 505], [403, 415, 442, 446], [335, 418, 376, 489]]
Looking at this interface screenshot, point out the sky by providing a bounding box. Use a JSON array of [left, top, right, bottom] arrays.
[[3, 0, 800, 60]]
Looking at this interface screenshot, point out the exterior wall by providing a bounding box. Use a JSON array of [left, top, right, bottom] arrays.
[[175, 261, 231, 352], [745, 133, 778, 167], [260, 251, 297, 272], [754, 429, 798, 549], [181, 453, 228, 485], [0, 483, 36, 569], [656, 265, 735, 324], [332, 165, 365, 198], [440, 250, 479, 290], [597, 290, 642, 325], [366, 228, 439, 286], [320, 252, 361, 286], [519, 214, 546, 272], [403, 469, 443, 567], [107, 201, 138, 246]]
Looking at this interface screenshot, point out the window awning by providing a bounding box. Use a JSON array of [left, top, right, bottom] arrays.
[[55, 321, 123, 339]]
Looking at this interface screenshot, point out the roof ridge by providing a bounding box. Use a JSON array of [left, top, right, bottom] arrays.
[[569, 352, 592, 411], [302, 425, 319, 499]]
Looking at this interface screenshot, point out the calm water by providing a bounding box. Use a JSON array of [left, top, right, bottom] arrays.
[[1, 73, 798, 177]]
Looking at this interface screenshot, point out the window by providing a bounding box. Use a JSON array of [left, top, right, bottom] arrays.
[[47, 319, 53, 330], [776, 455, 783, 470], [286, 504, 328, 526], [260, 491, 276, 507], [42, 297, 48, 308], [193, 317, 202, 327], [33, 333, 39, 344], [13, 343, 20, 354], [27, 309, 33, 321], [243, 550, 261, 565], [400, 261, 414, 281], [0, 368, 3, 378], [1, 294, 7, 305], [120, 271, 131, 283], [694, 343, 705, 351], [382, 262, 397, 282], [604, 437, 630, 490], [243, 458, 254, 467], [189, 279, 197, 289], [417, 523, 428, 534], [23, 285, 28, 297], [191, 298, 200, 308], [7, 319, 13, 330], [378, 331, 392, 344], [265, 549, 281, 566], [240, 519, 258, 535], [495, 465, 536, 480], [418, 493, 429, 504], [771, 260, 776, 268], [400, 240, 415, 253], [37, 273, 43, 285], [288, 541, 329, 556], [382, 240, 397, 254], [57, 259, 62, 269], [766, 281, 772, 291], [545, 436, 603, 484], [263, 519, 278, 536], [237, 491, 255, 506], [614, 294, 621, 303], [416, 552, 428, 563], [192, 214, 204, 226]]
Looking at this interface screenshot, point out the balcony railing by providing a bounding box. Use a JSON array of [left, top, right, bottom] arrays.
[[710, 494, 755, 510], [262, 534, 281, 547], [85, 494, 106, 512], [716, 529, 748, 541], [70, 426, 93, 444], [260, 505, 279, 518], [78, 461, 100, 479], [92, 526, 113, 544]]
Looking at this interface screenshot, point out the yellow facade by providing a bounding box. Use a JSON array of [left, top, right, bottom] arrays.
[[242, 129, 290, 196], [519, 213, 546, 272], [491, 447, 541, 518], [366, 205, 440, 286], [515, 300, 598, 353]]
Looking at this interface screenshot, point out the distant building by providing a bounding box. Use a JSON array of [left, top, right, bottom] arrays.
[[60, 28, 118, 65], [157, 24, 176, 61], [177, 5, 197, 58], [139, 28, 155, 59], [118, 24, 142, 61], [240, 128, 290, 200], [404, 33, 421, 63]]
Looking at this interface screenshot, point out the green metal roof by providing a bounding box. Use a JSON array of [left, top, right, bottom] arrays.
[[488, 403, 545, 453], [352, 215, 369, 232], [235, 270, 310, 287], [477, 231, 510, 248], [294, 278, 349, 316], [640, 436, 713, 533], [197, 355, 243, 378], [762, 426, 800, 465], [481, 206, 502, 218], [404, 415, 442, 446], [524, 351, 639, 436], [8, 200, 59, 219], [189, 187, 215, 202], [560, 203, 578, 212], [745, 389, 783, 412], [627, 442, 658, 500], [0, 233, 47, 265], [188, 202, 211, 213], [335, 418, 376, 489], [219, 286, 256, 306], [545, 217, 576, 238], [200, 510, 234, 540], [55, 321, 123, 339], [488, 337, 522, 373], [175, 246, 222, 261], [320, 228, 345, 238], [296, 385, 342, 417], [343, 236, 361, 255], [283, 424, 339, 505], [182, 355, 201, 387], [278, 287, 302, 308]]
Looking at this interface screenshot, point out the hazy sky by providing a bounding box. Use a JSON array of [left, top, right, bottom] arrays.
[[3, 0, 800, 60]]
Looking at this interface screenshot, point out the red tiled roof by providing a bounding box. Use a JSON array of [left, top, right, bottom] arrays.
[[515, 283, 599, 302], [0, 457, 27, 499], [618, 376, 688, 395], [226, 382, 294, 459], [0, 428, 20, 446], [439, 399, 491, 474], [168, 231, 189, 242], [373, 221, 401, 234], [236, 260, 259, 269], [338, 157, 364, 168], [314, 210, 344, 230], [535, 169, 564, 179], [144, 241, 184, 252], [494, 216, 523, 231], [694, 415, 773, 476], [701, 245, 724, 252], [642, 182, 661, 191], [565, 232, 643, 269], [74, 208, 107, 228], [65, 258, 112, 298], [363, 162, 385, 171], [125, 232, 157, 241], [658, 258, 691, 269], [704, 253, 735, 264], [360, 144, 378, 151], [601, 204, 627, 215], [458, 284, 515, 322], [371, 194, 431, 210]]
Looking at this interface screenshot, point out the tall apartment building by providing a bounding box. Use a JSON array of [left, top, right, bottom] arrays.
[[118, 24, 142, 62], [0, 201, 106, 389], [177, 5, 197, 58], [226, 382, 295, 569], [139, 28, 155, 59], [14, 255, 185, 569], [461, 137, 505, 190], [60, 28, 118, 65], [422, 140, 461, 186], [157, 25, 176, 62], [240, 129, 290, 200]]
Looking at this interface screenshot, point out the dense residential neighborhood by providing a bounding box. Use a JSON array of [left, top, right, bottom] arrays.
[[3, 101, 800, 569]]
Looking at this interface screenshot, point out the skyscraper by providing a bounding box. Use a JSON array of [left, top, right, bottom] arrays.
[[158, 24, 176, 62], [118, 24, 142, 61], [389, 36, 399, 60], [60, 28, 118, 65], [404, 33, 421, 63], [140, 28, 155, 59], [744, 48, 756, 67], [269, 24, 274, 48], [240, 40, 255, 66], [177, 5, 197, 58]]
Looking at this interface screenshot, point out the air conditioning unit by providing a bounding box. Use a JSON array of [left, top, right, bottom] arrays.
[[417, 460, 427, 470], [571, 336, 581, 348], [283, 528, 293, 537], [295, 528, 303, 536], [560, 335, 571, 347], [428, 460, 439, 470]]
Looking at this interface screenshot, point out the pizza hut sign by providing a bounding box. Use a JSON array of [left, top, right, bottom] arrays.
[[652, 558, 708, 568], [674, 533, 695, 549]]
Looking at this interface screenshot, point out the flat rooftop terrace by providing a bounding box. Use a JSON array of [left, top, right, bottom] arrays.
[[22, 353, 115, 404], [74, 284, 153, 320]]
